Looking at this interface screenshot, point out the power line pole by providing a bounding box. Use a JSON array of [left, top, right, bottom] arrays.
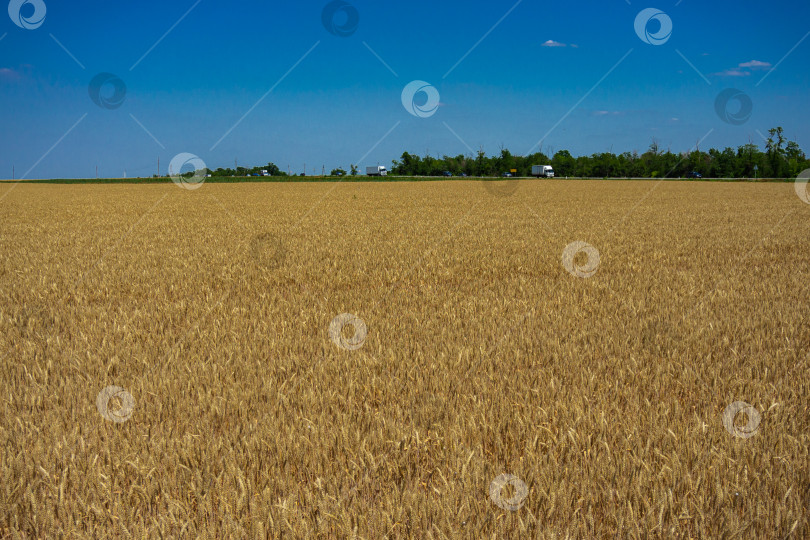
[[157, 156, 160, 177]]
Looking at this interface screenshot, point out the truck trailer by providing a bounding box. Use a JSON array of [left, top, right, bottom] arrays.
[[367, 166, 388, 176], [532, 165, 555, 178]]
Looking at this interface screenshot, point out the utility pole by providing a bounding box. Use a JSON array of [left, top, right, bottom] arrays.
[[303, 163, 306, 176], [157, 157, 160, 177], [96, 165, 98, 179], [322, 165, 325, 177]]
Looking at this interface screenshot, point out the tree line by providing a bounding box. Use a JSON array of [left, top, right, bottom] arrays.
[[199, 127, 808, 179], [203, 163, 355, 178], [391, 128, 808, 178]]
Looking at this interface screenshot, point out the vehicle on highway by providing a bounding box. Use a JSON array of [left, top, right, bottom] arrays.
[[531, 165, 555, 178], [367, 166, 388, 176]]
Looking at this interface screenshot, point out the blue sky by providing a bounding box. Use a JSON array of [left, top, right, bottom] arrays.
[[1, 0, 809, 178]]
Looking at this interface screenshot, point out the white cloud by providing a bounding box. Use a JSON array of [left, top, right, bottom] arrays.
[[714, 68, 752, 77], [714, 59, 772, 77], [738, 59, 771, 69], [541, 40, 566, 47], [0, 68, 21, 80], [592, 110, 623, 116]]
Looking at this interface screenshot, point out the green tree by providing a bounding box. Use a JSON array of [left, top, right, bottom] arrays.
[[499, 147, 515, 175], [766, 127, 787, 177], [473, 148, 487, 176], [785, 141, 805, 177], [737, 143, 760, 178]]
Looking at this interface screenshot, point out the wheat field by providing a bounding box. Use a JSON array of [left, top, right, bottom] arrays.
[[1, 179, 808, 538]]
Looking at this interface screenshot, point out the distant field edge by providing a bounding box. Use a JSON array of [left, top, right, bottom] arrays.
[[0, 176, 794, 184]]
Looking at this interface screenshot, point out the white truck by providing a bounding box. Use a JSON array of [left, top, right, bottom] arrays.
[[366, 166, 388, 176], [532, 165, 555, 178]]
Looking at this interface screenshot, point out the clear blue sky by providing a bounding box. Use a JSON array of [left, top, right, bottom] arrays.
[[1, 0, 809, 178]]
